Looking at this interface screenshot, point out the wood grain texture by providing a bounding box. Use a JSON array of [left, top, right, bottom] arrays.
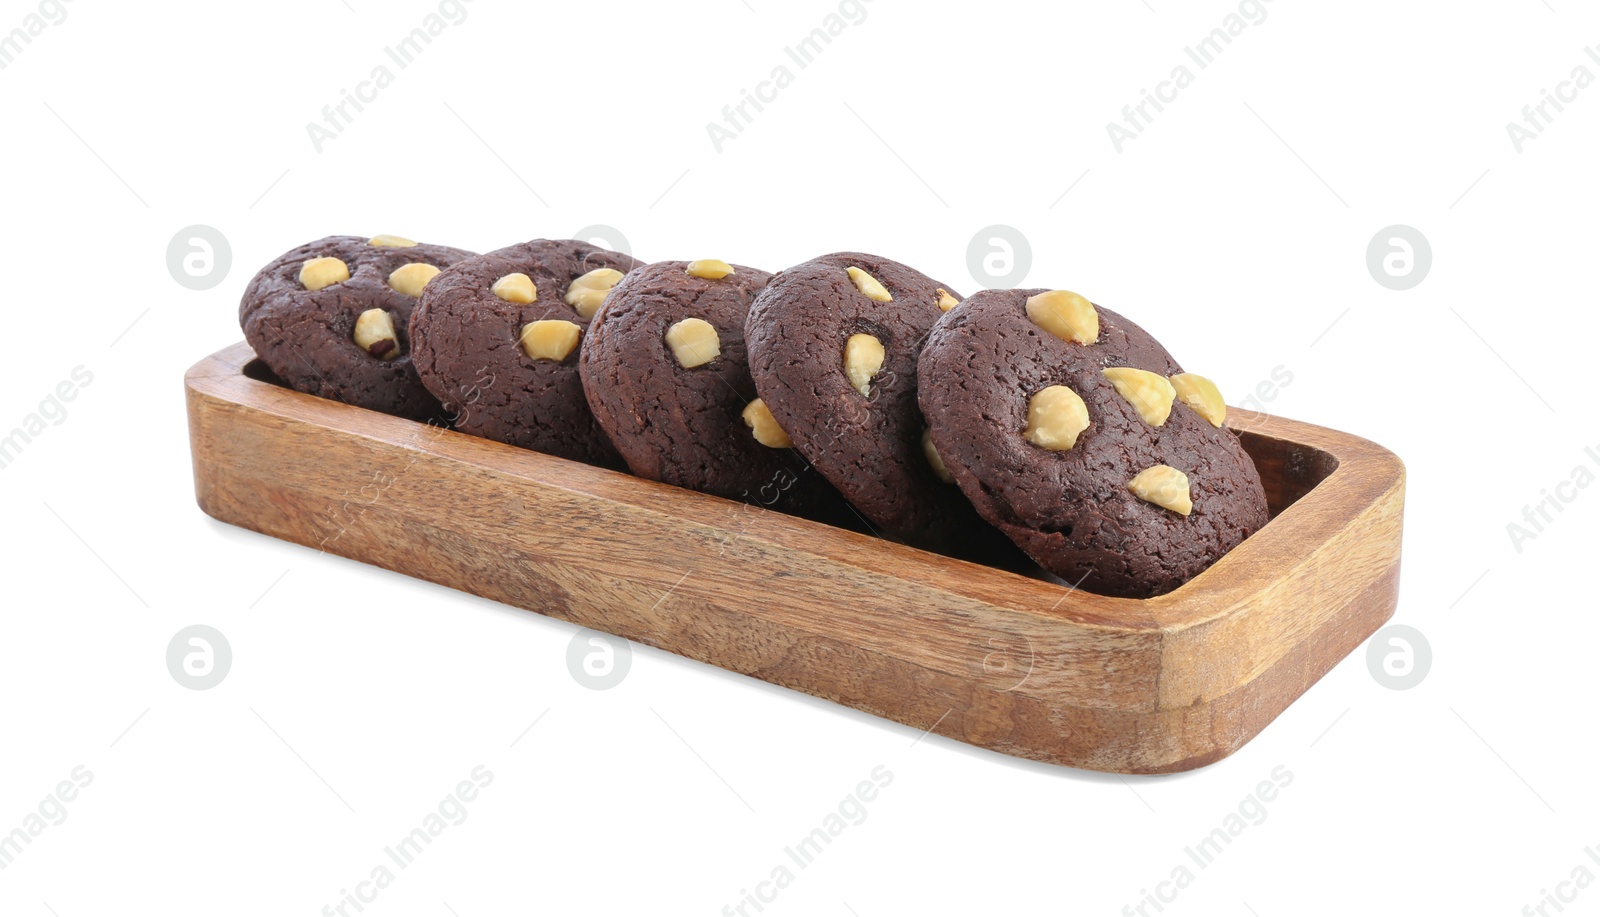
[[186, 342, 1406, 774]]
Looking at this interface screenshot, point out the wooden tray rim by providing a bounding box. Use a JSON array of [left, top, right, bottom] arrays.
[[185, 341, 1405, 636]]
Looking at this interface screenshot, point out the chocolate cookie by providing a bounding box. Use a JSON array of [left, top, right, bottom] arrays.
[[580, 259, 856, 525], [409, 239, 642, 467], [239, 234, 475, 421], [744, 252, 1021, 564], [917, 288, 1270, 598]]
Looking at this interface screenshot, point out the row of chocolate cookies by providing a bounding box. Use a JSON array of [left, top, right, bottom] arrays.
[[241, 235, 640, 465], [405, 240, 863, 538], [240, 237, 1268, 597], [597, 253, 1269, 595], [239, 238, 1020, 565], [237, 236, 842, 511]]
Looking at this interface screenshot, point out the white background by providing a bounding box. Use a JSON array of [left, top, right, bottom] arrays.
[[2, 0, 1596, 914]]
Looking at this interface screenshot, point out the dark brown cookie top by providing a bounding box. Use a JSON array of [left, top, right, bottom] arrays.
[[579, 260, 856, 525], [917, 288, 1270, 598], [239, 234, 475, 421], [744, 252, 1021, 563], [409, 239, 643, 468]]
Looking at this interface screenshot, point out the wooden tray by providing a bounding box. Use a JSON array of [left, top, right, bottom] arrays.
[[185, 342, 1405, 774]]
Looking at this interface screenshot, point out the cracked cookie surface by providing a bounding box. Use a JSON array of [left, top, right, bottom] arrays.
[[240, 235, 475, 421], [409, 239, 642, 468], [580, 260, 855, 525], [744, 252, 1022, 565], [917, 288, 1270, 597]]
